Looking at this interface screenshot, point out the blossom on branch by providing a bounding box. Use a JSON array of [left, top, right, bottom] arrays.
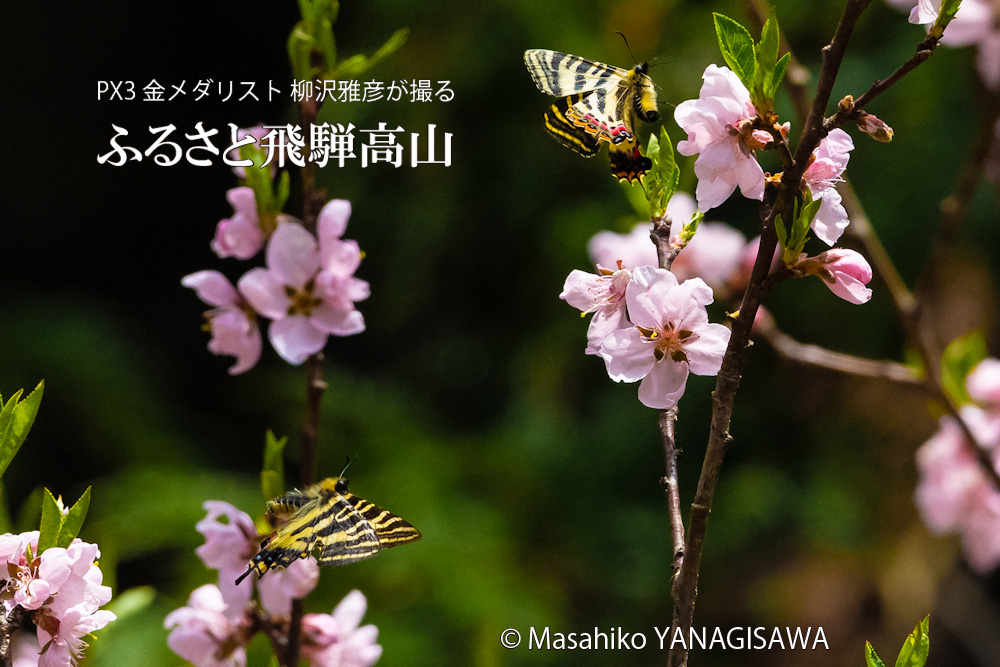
[[796, 249, 873, 304], [560, 264, 632, 356], [675, 65, 769, 211], [165, 585, 247, 667], [182, 271, 262, 375], [0, 532, 116, 667], [801, 129, 854, 245], [599, 267, 731, 409], [239, 209, 366, 365]]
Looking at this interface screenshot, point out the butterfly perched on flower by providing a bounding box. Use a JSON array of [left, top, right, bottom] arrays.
[[235, 476, 421, 584], [524, 48, 659, 183]]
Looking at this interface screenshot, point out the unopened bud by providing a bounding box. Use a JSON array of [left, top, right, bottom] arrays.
[[838, 95, 855, 115], [856, 112, 894, 142]]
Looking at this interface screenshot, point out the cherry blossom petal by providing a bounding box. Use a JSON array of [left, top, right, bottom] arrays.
[[182, 271, 239, 308], [684, 323, 732, 375], [600, 328, 656, 382], [310, 302, 365, 337], [318, 199, 352, 249], [238, 268, 289, 319], [267, 223, 320, 289], [637, 360, 690, 409], [258, 558, 320, 617], [269, 315, 327, 364]]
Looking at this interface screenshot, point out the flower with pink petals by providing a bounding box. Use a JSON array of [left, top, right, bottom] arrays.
[[36, 605, 116, 667], [165, 584, 247, 667], [561, 264, 633, 356], [802, 129, 854, 245], [968, 358, 1000, 406], [212, 187, 264, 260], [599, 267, 731, 409], [182, 270, 262, 375], [675, 65, 768, 211], [239, 215, 365, 365], [257, 559, 320, 618], [915, 406, 1000, 573], [301, 590, 383, 667], [314, 200, 369, 335], [797, 249, 873, 304]]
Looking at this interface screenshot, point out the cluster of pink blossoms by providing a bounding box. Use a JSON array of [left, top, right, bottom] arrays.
[[184, 196, 369, 373], [562, 210, 733, 409], [671, 64, 873, 304], [915, 359, 1000, 573], [165, 502, 382, 667], [0, 532, 115, 667]]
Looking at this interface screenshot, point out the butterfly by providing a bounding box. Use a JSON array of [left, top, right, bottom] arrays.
[[524, 48, 659, 183], [235, 476, 421, 584]]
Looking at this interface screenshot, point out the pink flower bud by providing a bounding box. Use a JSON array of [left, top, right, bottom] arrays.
[[797, 248, 873, 304]]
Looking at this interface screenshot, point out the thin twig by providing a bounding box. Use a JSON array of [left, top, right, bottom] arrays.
[[756, 315, 925, 385], [651, 215, 687, 576]]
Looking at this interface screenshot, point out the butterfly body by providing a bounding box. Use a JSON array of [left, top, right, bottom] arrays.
[[524, 48, 658, 182], [236, 476, 421, 584]]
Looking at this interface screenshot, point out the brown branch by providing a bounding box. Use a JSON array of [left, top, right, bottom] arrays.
[[651, 214, 687, 577], [824, 35, 939, 133], [0, 608, 24, 667], [756, 315, 926, 385]]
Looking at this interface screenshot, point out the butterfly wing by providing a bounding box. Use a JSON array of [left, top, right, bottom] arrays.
[[524, 49, 628, 97], [317, 491, 422, 565], [608, 138, 652, 183], [543, 95, 601, 157]]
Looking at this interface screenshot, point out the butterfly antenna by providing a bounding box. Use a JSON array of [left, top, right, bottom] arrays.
[[615, 31, 638, 65], [338, 456, 352, 479]]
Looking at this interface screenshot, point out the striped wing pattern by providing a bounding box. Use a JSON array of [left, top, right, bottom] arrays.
[[236, 477, 421, 583], [524, 49, 627, 97], [524, 48, 654, 182]]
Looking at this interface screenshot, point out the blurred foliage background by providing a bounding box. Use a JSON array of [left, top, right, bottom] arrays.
[[4, 0, 1000, 665]]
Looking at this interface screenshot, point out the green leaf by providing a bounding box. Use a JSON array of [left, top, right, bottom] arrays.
[[658, 127, 680, 208], [770, 52, 791, 98], [753, 10, 780, 105], [261, 430, 288, 502], [643, 128, 680, 218], [56, 486, 91, 548], [774, 213, 788, 249], [0, 381, 44, 480], [895, 615, 930, 667], [38, 488, 63, 554], [866, 641, 888, 667], [941, 330, 988, 406], [713, 14, 756, 89]]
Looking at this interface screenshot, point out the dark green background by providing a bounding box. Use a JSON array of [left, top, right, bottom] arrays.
[[4, 0, 999, 665]]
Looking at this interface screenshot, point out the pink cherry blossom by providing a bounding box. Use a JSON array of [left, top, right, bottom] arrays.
[[915, 407, 1000, 573], [212, 187, 264, 260], [560, 265, 632, 356], [588, 193, 699, 271], [967, 358, 1000, 406], [798, 249, 873, 304], [802, 129, 854, 245], [196, 501, 260, 616], [182, 270, 262, 375], [314, 200, 369, 335], [599, 267, 731, 409], [165, 585, 247, 667], [675, 65, 768, 211], [239, 217, 365, 365], [300, 591, 383, 667], [36, 606, 116, 667]]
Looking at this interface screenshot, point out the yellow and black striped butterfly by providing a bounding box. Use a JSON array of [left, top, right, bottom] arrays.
[[523, 48, 659, 183], [235, 476, 421, 584]]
